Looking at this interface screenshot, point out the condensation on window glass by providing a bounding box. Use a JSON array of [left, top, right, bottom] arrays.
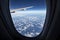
[[9, 0, 46, 37]]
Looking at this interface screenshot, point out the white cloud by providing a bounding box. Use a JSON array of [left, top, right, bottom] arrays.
[[40, 23, 44, 27], [11, 10, 46, 17], [11, 10, 46, 37], [24, 32, 35, 37], [35, 32, 40, 35], [30, 32, 34, 36], [25, 33, 33, 37], [15, 10, 46, 14]]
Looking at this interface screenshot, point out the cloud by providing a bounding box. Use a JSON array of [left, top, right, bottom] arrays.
[[25, 33, 33, 37], [24, 32, 35, 37], [11, 10, 46, 17], [14, 10, 46, 14], [35, 32, 40, 35], [11, 11, 46, 37]]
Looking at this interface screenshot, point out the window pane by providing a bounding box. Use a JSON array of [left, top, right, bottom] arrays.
[[9, 0, 46, 37]]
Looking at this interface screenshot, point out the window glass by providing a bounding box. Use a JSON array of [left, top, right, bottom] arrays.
[[10, 0, 46, 37]]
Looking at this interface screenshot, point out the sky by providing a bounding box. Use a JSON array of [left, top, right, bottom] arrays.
[[10, 0, 46, 37], [9, 0, 46, 10]]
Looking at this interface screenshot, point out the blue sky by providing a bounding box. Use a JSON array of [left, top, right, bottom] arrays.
[[9, 0, 46, 10], [10, 0, 46, 37]]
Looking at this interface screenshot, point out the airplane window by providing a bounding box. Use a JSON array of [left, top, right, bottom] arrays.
[[9, 0, 46, 37]]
